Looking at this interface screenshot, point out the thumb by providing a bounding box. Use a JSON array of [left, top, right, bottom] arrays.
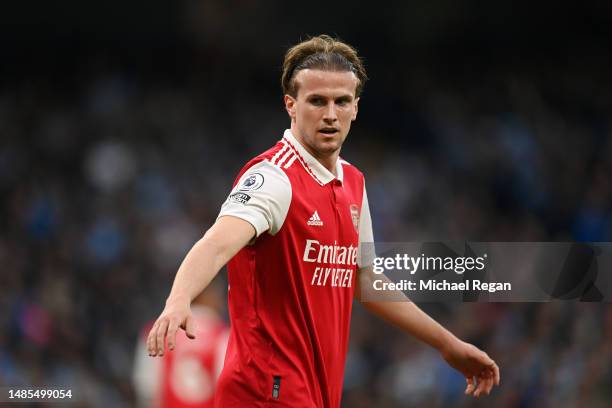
[[184, 315, 196, 339]]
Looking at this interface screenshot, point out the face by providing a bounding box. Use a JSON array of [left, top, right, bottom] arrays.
[[284, 69, 359, 158]]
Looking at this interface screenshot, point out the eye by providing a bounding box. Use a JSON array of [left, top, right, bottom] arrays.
[[336, 98, 352, 106], [308, 97, 325, 106]]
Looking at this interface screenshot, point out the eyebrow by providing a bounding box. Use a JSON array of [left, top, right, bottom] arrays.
[[307, 94, 354, 101]]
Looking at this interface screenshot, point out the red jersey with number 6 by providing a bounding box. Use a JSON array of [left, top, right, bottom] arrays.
[[134, 308, 229, 408]]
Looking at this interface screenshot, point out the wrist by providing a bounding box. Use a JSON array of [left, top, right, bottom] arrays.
[[166, 293, 191, 307], [437, 330, 460, 357]]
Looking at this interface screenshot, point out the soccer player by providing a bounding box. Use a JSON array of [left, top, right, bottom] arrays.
[[146, 35, 500, 407]]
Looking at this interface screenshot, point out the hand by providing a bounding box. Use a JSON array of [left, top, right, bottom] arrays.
[[146, 297, 196, 357], [441, 339, 500, 398]]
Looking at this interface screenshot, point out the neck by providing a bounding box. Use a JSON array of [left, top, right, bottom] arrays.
[[291, 125, 339, 175]]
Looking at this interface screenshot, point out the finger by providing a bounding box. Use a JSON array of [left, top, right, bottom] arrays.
[[146, 328, 153, 355], [473, 382, 481, 398], [479, 374, 492, 396], [147, 324, 158, 356], [491, 361, 500, 385], [488, 374, 495, 394], [486, 375, 494, 395], [474, 381, 485, 398], [485, 372, 495, 395], [156, 319, 169, 356], [184, 315, 196, 339], [167, 319, 179, 351], [465, 377, 476, 395], [474, 375, 488, 398]]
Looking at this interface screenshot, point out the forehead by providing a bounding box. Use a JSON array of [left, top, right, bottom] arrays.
[[294, 69, 358, 98]]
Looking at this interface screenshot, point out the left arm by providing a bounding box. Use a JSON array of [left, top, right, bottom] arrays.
[[355, 183, 499, 396], [355, 266, 500, 397]]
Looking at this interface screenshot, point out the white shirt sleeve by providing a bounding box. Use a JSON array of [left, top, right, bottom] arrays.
[[357, 182, 376, 268], [218, 160, 292, 237]]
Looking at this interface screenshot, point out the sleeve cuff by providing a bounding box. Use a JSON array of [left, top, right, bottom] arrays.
[[217, 209, 269, 237]]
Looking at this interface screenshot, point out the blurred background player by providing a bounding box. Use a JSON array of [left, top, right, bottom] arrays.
[[133, 280, 228, 408]]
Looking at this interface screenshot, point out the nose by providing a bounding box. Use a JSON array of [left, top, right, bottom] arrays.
[[322, 102, 338, 123]]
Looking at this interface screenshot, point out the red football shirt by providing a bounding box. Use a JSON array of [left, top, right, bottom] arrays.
[[215, 130, 374, 408], [134, 307, 229, 408]]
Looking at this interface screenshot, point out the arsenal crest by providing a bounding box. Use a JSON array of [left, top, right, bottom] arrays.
[[350, 204, 360, 233]]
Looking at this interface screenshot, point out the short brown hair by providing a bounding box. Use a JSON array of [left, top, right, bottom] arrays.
[[281, 35, 367, 97]]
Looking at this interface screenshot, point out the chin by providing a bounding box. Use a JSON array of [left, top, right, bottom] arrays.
[[315, 141, 342, 154]]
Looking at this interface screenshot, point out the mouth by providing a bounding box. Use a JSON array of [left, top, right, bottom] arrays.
[[318, 127, 339, 136]]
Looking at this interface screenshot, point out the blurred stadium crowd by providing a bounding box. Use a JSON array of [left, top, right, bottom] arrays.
[[2, 1, 612, 407]]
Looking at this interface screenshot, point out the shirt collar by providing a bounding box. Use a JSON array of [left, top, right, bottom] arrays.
[[282, 129, 344, 185]]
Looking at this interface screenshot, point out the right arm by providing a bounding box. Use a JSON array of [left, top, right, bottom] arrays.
[[146, 215, 254, 357], [147, 160, 292, 356]]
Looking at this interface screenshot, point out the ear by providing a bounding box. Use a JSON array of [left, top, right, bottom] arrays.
[[352, 97, 360, 121], [284, 94, 297, 120]]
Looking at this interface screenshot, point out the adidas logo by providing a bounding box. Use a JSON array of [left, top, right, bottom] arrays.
[[307, 211, 324, 226]]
